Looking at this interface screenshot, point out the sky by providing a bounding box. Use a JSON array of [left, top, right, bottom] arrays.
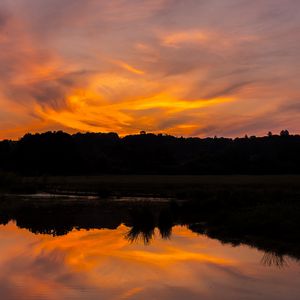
[[0, 0, 299, 139]]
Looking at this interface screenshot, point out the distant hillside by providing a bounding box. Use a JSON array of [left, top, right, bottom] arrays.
[[0, 131, 299, 175]]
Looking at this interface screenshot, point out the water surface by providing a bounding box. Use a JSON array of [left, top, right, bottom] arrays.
[[0, 220, 299, 300]]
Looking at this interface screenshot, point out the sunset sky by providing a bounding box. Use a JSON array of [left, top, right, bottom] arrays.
[[0, 0, 299, 139]]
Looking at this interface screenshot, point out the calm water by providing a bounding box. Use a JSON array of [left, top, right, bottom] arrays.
[[0, 220, 299, 300]]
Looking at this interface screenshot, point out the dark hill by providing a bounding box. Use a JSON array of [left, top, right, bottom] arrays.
[[0, 131, 299, 175]]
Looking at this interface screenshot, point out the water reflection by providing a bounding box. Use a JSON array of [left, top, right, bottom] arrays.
[[0, 196, 299, 267], [0, 196, 298, 300], [125, 206, 174, 244], [0, 222, 299, 300], [261, 252, 289, 268], [125, 207, 156, 244]]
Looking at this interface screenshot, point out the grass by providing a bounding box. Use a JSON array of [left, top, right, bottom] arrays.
[[13, 174, 300, 198]]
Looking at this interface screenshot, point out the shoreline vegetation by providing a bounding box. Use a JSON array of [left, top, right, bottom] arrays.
[[1, 174, 300, 196], [0, 130, 300, 265]]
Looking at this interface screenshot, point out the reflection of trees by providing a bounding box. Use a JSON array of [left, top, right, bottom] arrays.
[[2, 199, 300, 265], [125, 207, 156, 245], [125, 226, 155, 245], [261, 251, 289, 268], [158, 209, 173, 240], [125, 207, 174, 244]]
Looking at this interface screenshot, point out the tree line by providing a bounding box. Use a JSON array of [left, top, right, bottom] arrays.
[[0, 130, 299, 175]]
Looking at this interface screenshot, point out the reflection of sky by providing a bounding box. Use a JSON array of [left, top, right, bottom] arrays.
[[0, 222, 299, 300]]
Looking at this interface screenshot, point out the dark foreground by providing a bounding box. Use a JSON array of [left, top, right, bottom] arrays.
[[1, 175, 300, 261], [2, 174, 300, 197], [1, 177, 300, 299]]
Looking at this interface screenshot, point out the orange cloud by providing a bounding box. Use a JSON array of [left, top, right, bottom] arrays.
[[113, 60, 145, 75], [0, 0, 299, 139], [162, 30, 210, 47]]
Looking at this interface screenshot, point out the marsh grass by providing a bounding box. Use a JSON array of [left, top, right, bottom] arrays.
[[8, 174, 299, 198]]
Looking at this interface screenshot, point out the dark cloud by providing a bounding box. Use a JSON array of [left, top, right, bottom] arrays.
[[5, 71, 91, 111], [0, 10, 9, 28], [279, 101, 300, 113], [196, 81, 254, 100]]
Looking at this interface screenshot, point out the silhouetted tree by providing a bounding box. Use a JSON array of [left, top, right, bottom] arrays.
[[280, 129, 290, 137], [0, 130, 299, 175]]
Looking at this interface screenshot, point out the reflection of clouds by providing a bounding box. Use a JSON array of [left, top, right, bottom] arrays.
[[0, 223, 300, 299], [0, 0, 299, 138]]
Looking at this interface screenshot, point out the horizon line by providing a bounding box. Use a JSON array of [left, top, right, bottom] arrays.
[[1, 129, 298, 142]]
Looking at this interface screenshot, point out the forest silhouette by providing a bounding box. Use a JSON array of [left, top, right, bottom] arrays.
[[0, 130, 299, 175]]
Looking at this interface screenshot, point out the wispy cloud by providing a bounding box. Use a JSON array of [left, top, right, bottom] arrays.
[[0, 0, 299, 139]]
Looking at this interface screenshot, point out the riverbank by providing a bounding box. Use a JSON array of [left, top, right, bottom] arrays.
[[1, 174, 300, 198]]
